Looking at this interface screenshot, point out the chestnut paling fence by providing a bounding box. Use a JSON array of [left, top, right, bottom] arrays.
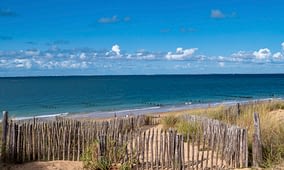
[[1, 113, 248, 169]]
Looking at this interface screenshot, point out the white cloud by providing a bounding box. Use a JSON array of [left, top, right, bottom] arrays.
[[112, 44, 121, 56], [211, 9, 225, 18], [282, 42, 284, 50], [97, 16, 130, 24], [98, 16, 118, 23], [272, 52, 283, 59], [253, 48, 271, 59], [0, 59, 9, 68], [45, 53, 53, 59], [79, 52, 87, 60], [24, 49, 40, 56], [165, 48, 198, 60], [14, 59, 32, 69], [232, 51, 252, 58], [59, 60, 88, 69], [219, 62, 225, 67], [176, 48, 183, 53], [137, 54, 155, 60], [218, 56, 225, 61]]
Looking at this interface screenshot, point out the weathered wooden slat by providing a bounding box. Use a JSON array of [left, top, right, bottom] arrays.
[[196, 132, 201, 170], [77, 123, 81, 161], [155, 129, 159, 170], [210, 133, 216, 169], [191, 131, 195, 169], [32, 123, 36, 161], [16, 125, 21, 163], [252, 112, 262, 168], [172, 130, 176, 170], [160, 129, 164, 170], [1, 111, 9, 162], [205, 127, 210, 169], [150, 129, 154, 169], [141, 131, 145, 170]]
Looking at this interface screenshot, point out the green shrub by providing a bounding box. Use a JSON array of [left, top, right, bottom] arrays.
[[81, 138, 136, 170], [119, 162, 132, 170], [96, 157, 111, 170]]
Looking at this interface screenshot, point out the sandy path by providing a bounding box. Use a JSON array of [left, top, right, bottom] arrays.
[[1, 161, 83, 170]]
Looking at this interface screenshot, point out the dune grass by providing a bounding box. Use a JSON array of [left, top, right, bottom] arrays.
[[160, 100, 284, 167]]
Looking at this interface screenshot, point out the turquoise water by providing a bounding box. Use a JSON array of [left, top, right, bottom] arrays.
[[0, 74, 284, 118]]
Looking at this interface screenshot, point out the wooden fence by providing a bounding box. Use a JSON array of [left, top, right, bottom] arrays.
[[182, 115, 248, 168], [1, 113, 248, 169]]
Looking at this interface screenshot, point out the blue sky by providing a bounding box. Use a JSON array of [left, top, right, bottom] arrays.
[[0, 0, 284, 76]]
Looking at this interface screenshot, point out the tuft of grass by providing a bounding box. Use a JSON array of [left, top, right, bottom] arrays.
[[161, 114, 180, 129], [176, 120, 201, 141], [81, 138, 136, 170]]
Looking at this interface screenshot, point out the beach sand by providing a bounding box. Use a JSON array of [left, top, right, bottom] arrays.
[[1, 161, 83, 170]]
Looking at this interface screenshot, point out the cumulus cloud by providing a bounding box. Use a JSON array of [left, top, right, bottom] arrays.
[[253, 48, 271, 59], [232, 51, 252, 58], [14, 59, 32, 69], [211, 9, 225, 18], [112, 44, 121, 55], [165, 48, 198, 60], [135, 53, 156, 60], [105, 44, 122, 58], [272, 52, 283, 59], [79, 53, 87, 60], [282, 42, 284, 50]]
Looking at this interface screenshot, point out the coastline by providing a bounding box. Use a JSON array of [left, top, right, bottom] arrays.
[[6, 97, 282, 122]]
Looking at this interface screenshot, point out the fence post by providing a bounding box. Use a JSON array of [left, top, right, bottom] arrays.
[[252, 112, 263, 167], [1, 111, 9, 162], [237, 103, 240, 116]]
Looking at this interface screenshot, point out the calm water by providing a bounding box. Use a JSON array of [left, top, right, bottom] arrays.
[[0, 74, 284, 118]]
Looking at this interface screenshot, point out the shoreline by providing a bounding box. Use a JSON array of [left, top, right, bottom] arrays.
[[6, 97, 282, 122]]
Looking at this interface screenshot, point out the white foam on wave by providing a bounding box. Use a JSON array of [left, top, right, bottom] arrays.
[[11, 112, 69, 121], [114, 106, 161, 113]]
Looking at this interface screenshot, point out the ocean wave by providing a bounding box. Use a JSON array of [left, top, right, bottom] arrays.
[[10, 112, 69, 121], [114, 106, 161, 113]]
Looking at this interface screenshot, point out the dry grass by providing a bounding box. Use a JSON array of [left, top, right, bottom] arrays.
[[183, 101, 284, 167]]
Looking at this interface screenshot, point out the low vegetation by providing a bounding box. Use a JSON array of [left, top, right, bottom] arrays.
[[160, 100, 284, 168], [81, 139, 135, 170]]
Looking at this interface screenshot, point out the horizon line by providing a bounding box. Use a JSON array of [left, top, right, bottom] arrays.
[[1, 73, 284, 78]]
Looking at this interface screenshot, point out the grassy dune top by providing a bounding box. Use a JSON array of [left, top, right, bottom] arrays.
[[158, 100, 284, 168]]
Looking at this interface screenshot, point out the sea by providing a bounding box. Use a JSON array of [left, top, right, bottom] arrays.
[[0, 74, 284, 120]]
